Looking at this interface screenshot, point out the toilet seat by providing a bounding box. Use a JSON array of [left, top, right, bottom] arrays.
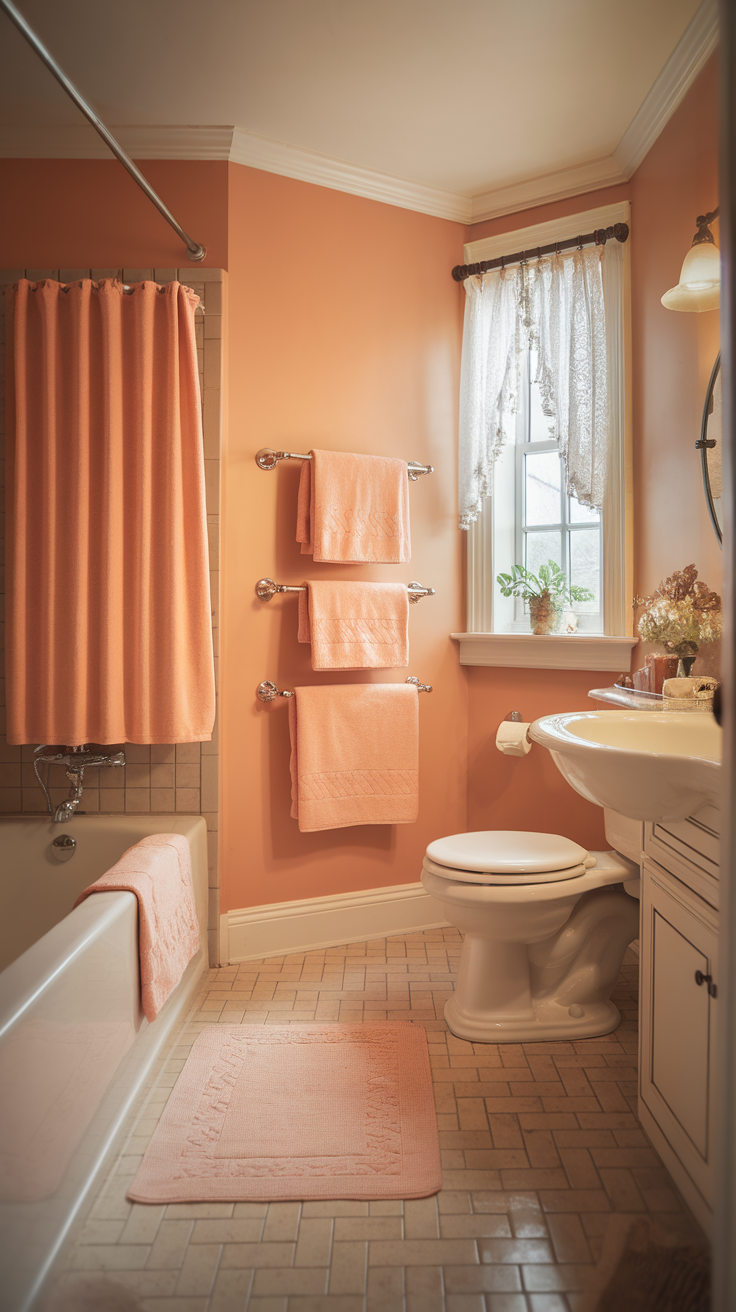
[[424, 830, 596, 886]]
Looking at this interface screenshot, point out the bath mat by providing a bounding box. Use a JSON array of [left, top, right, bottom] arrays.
[[578, 1214, 710, 1312], [128, 1022, 441, 1203]]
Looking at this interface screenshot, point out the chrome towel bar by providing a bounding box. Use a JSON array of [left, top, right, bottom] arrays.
[[256, 675, 433, 703], [256, 578, 435, 604], [255, 448, 434, 480]]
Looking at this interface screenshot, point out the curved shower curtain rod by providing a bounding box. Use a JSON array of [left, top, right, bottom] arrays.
[[0, 0, 207, 263]]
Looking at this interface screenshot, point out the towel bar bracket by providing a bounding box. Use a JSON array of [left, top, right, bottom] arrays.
[[406, 676, 433, 693], [256, 577, 435, 603], [255, 448, 434, 479], [256, 681, 295, 703]]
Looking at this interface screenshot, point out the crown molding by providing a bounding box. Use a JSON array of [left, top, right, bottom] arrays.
[[229, 128, 471, 222], [614, 0, 718, 177], [0, 3, 716, 222], [469, 156, 628, 226], [0, 123, 235, 159]]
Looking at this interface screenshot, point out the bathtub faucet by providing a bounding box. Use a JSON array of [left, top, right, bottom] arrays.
[[33, 744, 126, 821]]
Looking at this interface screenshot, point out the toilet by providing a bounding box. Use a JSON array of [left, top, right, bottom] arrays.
[[421, 828, 640, 1043]]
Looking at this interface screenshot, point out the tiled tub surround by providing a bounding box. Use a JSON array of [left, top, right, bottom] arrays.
[[0, 268, 222, 962], [52, 928, 704, 1312]]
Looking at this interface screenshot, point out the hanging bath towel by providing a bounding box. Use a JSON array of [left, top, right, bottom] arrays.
[[5, 278, 215, 744], [296, 449, 411, 563], [288, 683, 419, 831], [297, 581, 410, 669]]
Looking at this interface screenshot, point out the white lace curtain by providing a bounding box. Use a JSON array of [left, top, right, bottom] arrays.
[[458, 246, 609, 529]]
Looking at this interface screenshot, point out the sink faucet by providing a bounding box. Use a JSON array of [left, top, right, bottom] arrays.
[[33, 744, 126, 822]]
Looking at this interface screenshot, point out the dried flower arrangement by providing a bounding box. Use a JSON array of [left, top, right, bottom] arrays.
[[634, 564, 722, 675]]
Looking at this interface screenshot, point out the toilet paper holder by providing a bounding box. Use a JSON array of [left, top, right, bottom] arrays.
[[496, 711, 532, 754]]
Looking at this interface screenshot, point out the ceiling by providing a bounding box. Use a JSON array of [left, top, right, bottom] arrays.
[[0, 0, 714, 219]]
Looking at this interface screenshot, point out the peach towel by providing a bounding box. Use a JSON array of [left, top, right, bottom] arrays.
[[296, 449, 410, 563], [297, 581, 409, 669], [74, 834, 200, 1021], [288, 683, 419, 831]]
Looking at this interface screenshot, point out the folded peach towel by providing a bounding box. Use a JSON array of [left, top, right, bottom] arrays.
[[74, 835, 200, 1021], [297, 581, 410, 670], [296, 449, 411, 563], [288, 683, 419, 831]]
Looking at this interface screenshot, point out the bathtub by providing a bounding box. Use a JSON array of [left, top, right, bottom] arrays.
[[0, 815, 209, 1312]]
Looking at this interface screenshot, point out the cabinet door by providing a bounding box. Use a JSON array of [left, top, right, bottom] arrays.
[[640, 860, 718, 1208]]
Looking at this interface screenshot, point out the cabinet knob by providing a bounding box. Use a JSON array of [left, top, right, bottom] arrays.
[[695, 970, 718, 998]]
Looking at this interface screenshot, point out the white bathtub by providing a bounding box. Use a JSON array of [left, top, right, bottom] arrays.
[[0, 815, 209, 1312]]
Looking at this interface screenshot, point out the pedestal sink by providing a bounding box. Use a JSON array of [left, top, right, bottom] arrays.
[[529, 711, 722, 822]]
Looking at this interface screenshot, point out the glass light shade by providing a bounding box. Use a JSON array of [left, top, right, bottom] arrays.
[[661, 240, 720, 312]]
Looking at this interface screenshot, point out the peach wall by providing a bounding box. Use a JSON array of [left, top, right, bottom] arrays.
[[220, 164, 468, 911], [629, 53, 721, 608], [467, 183, 633, 245], [467, 669, 612, 847], [0, 160, 228, 269]]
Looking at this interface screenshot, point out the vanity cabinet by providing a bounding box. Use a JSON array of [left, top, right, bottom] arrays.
[[639, 806, 719, 1234]]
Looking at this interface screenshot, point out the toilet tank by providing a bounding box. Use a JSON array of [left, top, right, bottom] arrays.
[[604, 808, 643, 864]]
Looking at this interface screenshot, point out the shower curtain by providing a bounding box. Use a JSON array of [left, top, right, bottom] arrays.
[[5, 278, 216, 744]]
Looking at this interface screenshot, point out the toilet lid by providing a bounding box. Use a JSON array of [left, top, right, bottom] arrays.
[[425, 830, 591, 875]]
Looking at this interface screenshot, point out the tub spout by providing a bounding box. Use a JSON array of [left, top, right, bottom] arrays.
[[33, 744, 126, 819]]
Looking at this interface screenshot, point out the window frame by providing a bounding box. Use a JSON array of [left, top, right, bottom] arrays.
[[457, 200, 634, 670]]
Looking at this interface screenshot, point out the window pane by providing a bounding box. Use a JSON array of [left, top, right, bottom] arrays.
[[569, 494, 600, 524], [528, 358, 552, 442], [526, 530, 562, 585], [569, 529, 600, 612], [525, 452, 561, 526]]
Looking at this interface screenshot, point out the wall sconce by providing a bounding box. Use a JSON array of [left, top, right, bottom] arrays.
[[661, 209, 720, 312]]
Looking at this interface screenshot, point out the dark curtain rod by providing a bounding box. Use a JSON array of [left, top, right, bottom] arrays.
[[451, 222, 630, 282]]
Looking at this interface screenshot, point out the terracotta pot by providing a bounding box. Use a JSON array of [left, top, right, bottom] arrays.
[[529, 593, 562, 636]]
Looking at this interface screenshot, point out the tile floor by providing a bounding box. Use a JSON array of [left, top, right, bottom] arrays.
[[52, 928, 702, 1312]]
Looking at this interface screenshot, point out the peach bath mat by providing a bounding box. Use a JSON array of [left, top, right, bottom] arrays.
[[128, 1023, 441, 1203]]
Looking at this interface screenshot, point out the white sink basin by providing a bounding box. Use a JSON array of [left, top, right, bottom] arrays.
[[529, 710, 722, 822]]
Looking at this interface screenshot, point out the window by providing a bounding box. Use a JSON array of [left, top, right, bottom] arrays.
[[496, 351, 603, 634], [459, 201, 634, 668]]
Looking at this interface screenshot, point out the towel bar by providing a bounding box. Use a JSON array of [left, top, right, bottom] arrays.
[[256, 676, 433, 703], [256, 578, 435, 604], [255, 448, 434, 480]]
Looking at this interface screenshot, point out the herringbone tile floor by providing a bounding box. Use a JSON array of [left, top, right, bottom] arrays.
[[52, 929, 702, 1311]]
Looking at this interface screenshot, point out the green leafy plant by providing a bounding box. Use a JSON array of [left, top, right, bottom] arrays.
[[496, 560, 594, 606]]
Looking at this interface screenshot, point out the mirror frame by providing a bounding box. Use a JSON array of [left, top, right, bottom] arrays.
[[697, 351, 723, 545]]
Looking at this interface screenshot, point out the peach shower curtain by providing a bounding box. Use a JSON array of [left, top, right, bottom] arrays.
[[5, 278, 215, 744]]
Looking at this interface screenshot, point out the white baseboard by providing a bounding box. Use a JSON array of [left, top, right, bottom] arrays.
[[224, 882, 449, 963]]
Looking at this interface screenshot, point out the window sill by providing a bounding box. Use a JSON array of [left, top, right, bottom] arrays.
[[451, 632, 638, 672]]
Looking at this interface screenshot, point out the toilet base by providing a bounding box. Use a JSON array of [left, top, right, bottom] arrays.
[[444, 992, 622, 1044]]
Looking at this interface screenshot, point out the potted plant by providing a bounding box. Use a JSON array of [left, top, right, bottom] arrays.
[[496, 560, 594, 635]]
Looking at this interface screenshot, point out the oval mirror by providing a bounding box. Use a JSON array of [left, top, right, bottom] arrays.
[[698, 353, 722, 545]]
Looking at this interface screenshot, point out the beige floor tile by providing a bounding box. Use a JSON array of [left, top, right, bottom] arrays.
[[174, 1243, 222, 1295], [147, 1221, 194, 1270], [207, 1267, 253, 1312], [404, 1195, 440, 1238], [294, 1216, 333, 1266], [220, 1242, 295, 1268], [251, 1267, 328, 1294], [443, 1265, 524, 1293], [333, 1217, 402, 1240], [327, 1240, 368, 1293]]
